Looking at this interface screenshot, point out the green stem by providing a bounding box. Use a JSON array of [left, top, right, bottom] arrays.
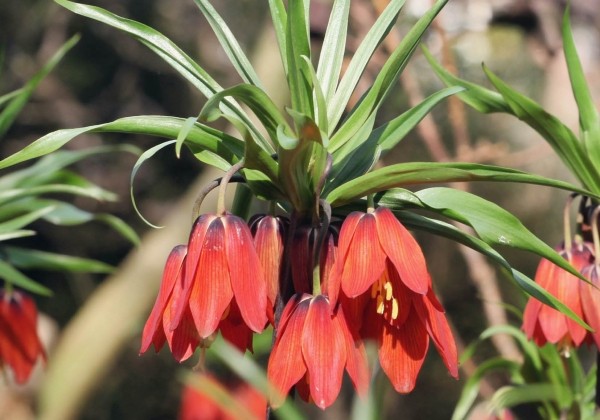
[[367, 193, 375, 213]]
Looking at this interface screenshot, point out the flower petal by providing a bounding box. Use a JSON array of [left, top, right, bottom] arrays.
[[188, 218, 234, 338], [301, 295, 346, 409], [374, 207, 429, 295], [335, 305, 369, 397], [378, 310, 429, 393], [253, 216, 284, 304], [580, 265, 600, 347], [224, 214, 268, 332], [340, 213, 387, 297], [140, 245, 187, 354], [219, 299, 254, 353], [267, 298, 309, 408], [290, 226, 312, 294]]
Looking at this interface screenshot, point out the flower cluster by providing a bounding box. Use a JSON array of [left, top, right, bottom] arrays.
[[0, 289, 45, 384], [141, 204, 458, 409]]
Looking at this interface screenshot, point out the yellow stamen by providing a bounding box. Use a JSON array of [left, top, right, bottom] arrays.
[[376, 295, 385, 314], [391, 298, 399, 320], [384, 281, 393, 301]]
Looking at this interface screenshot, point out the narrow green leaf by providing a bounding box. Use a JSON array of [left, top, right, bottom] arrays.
[[490, 384, 572, 412], [0, 260, 52, 296], [0, 206, 55, 234], [208, 338, 305, 420], [330, 0, 448, 151], [4, 246, 114, 273], [483, 65, 600, 193], [130, 140, 177, 229], [452, 358, 521, 420], [94, 214, 140, 246], [301, 56, 328, 132], [0, 34, 79, 138], [326, 162, 599, 206], [327, 0, 405, 133], [268, 0, 288, 74], [286, 0, 313, 118], [562, 6, 599, 134], [0, 230, 36, 242], [316, 0, 350, 104], [0, 116, 244, 170], [175, 117, 197, 158], [199, 83, 291, 143], [193, 0, 263, 87]]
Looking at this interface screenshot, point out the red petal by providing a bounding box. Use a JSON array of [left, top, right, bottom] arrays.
[[340, 213, 387, 297], [319, 232, 337, 299], [290, 226, 312, 294], [188, 218, 234, 338], [522, 297, 543, 340], [301, 295, 346, 409], [580, 265, 600, 347], [219, 300, 254, 353], [374, 207, 429, 295], [414, 289, 458, 378], [378, 310, 429, 393], [253, 216, 284, 304], [224, 215, 268, 332], [267, 298, 309, 408], [140, 245, 187, 354], [335, 305, 369, 397]]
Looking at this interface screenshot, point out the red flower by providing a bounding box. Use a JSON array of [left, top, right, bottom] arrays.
[[267, 294, 369, 409], [140, 245, 200, 362], [179, 374, 266, 420], [334, 207, 430, 299], [141, 213, 269, 359], [522, 241, 595, 349], [331, 207, 458, 392], [251, 215, 285, 305], [0, 289, 45, 384]]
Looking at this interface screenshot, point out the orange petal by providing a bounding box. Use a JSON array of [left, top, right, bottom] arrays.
[[522, 297, 543, 341], [580, 265, 600, 347], [414, 289, 458, 378], [188, 218, 234, 338], [267, 298, 309, 408], [374, 207, 429, 295], [335, 305, 369, 397], [301, 295, 346, 409], [253, 216, 284, 304], [224, 214, 268, 332], [340, 213, 387, 297], [140, 245, 187, 354], [378, 310, 429, 393]]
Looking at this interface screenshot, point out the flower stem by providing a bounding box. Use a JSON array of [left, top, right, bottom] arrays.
[[311, 199, 331, 296], [217, 160, 245, 216], [367, 194, 375, 213]]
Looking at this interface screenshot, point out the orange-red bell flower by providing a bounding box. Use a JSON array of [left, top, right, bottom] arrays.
[[335, 207, 430, 299], [172, 213, 268, 340], [267, 294, 369, 410], [0, 289, 45, 384], [522, 241, 596, 349], [251, 215, 285, 305], [140, 245, 200, 362]]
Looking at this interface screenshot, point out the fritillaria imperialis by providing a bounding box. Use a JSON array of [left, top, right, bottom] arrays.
[[0, 289, 45, 384]]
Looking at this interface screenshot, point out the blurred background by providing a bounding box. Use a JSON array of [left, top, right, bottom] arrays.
[[1, 0, 599, 418]]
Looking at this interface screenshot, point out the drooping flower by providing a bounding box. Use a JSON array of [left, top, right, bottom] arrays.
[[140, 245, 200, 362], [329, 207, 457, 392], [0, 289, 45, 384], [179, 373, 266, 420], [267, 294, 369, 410], [141, 213, 269, 359], [250, 215, 286, 305], [173, 213, 268, 340], [334, 207, 430, 299], [522, 241, 595, 349]]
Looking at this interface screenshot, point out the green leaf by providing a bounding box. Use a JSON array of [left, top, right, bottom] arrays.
[[422, 46, 511, 114], [4, 246, 113, 273], [0, 116, 244, 170], [327, 0, 405, 133], [0, 260, 52, 296], [300, 56, 328, 132], [0, 206, 55, 234], [0, 230, 36, 242], [268, 0, 288, 74], [285, 0, 313, 118], [175, 117, 197, 159], [490, 384, 572, 413], [199, 84, 291, 143], [330, 0, 447, 151], [326, 162, 599, 207], [193, 0, 263, 87], [208, 337, 305, 420], [0, 35, 79, 138], [482, 65, 600, 193], [452, 358, 521, 420], [316, 0, 350, 104]]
